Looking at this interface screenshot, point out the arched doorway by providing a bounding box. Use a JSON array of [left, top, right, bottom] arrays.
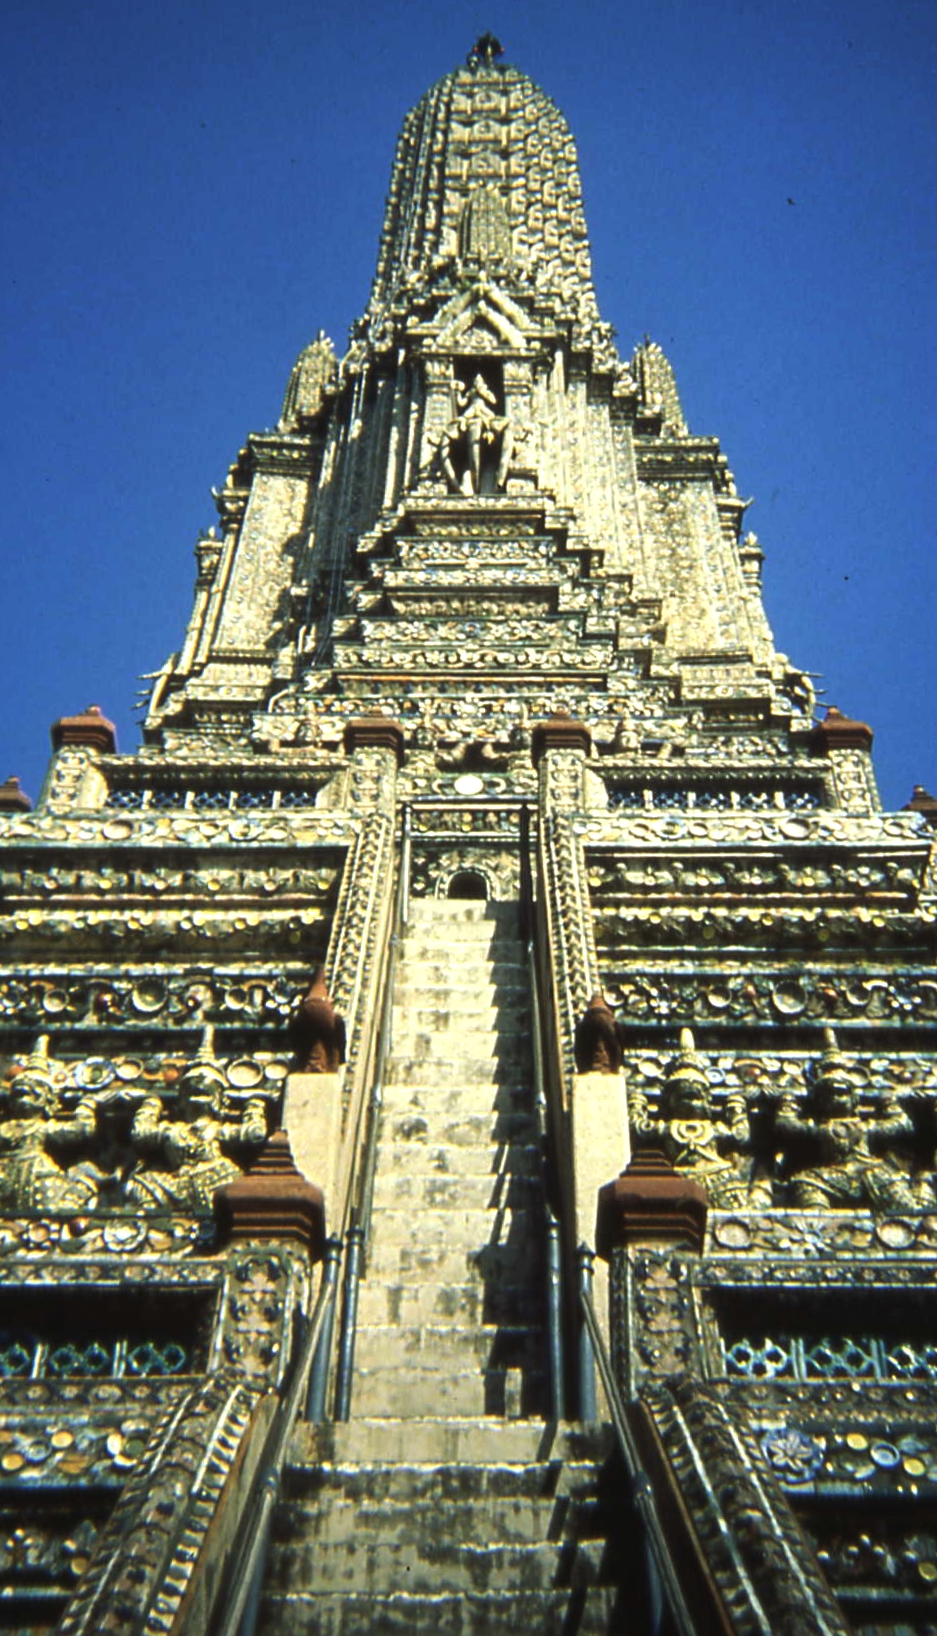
[[446, 869, 489, 901]]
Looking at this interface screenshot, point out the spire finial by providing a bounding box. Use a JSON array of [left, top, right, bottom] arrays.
[[468, 33, 504, 68]]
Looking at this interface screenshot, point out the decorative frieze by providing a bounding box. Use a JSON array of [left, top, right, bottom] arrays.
[[597, 964, 937, 1029]]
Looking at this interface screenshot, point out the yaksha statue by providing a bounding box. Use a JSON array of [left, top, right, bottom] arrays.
[[775, 1029, 923, 1212], [128, 1028, 267, 1213], [629, 1029, 770, 1207], [442, 374, 515, 495], [0, 1037, 100, 1213]]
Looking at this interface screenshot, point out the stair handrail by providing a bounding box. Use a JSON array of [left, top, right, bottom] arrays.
[[520, 801, 565, 1420], [332, 800, 411, 1420], [214, 1268, 339, 1636], [580, 1287, 695, 1636], [361, 799, 411, 1247]]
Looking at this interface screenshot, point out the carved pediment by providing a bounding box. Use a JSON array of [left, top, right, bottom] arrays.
[[419, 279, 531, 352]]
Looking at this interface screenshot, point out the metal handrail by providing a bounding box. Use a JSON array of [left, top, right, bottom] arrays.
[[580, 1288, 695, 1636], [306, 1235, 342, 1421], [216, 1270, 339, 1636], [332, 802, 411, 1420], [527, 934, 565, 1421], [519, 802, 565, 1421]]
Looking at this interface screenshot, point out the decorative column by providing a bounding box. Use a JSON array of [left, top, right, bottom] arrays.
[[810, 705, 880, 813], [0, 776, 32, 812], [417, 356, 453, 490], [39, 705, 116, 813]]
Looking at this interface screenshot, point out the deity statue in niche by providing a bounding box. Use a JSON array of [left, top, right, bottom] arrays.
[[442, 370, 515, 495], [629, 1029, 770, 1207], [128, 1027, 267, 1213], [774, 1029, 925, 1212], [0, 1037, 102, 1213]]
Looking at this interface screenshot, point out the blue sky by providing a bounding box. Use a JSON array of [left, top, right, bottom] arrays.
[[3, 0, 936, 807]]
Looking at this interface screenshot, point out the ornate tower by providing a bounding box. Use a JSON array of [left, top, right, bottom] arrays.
[[2, 35, 936, 1636]]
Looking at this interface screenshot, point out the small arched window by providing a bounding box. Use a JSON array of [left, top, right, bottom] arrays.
[[446, 869, 488, 901]]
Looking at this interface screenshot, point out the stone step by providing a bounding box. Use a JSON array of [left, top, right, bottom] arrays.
[[381, 1109, 540, 1149], [363, 1205, 543, 1248], [396, 964, 527, 988], [373, 1140, 541, 1179], [391, 1003, 531, 1033], [356, 1279, 545, 1328], [404, 901, 522, 924], [259, 1586, 616, 1636], [387, 1048, 531, 1077], [392, 992, 528, 1017], [384, 1058, 532, 1087], [348, 1366, 549, 1418], [390, 1018, 521, 1036], [370, 1171, 541, 1210], [283, 1460, 602, 1503], [405, 899, 521, 917], [353, 1323, 546, 1371], [396, 935, 521, 952], [395, 960, 527, 989], [393, 994, 529, 1018], [283, 1455, 606, 1506], [380, 1080, 534, 1111], [396, 941, 524, 962], [392, 961, 529, 988], [385, 1047, 530, 1076], [365, 1238, 545, 1286], [265, 1538, 607, 1597], [397, 924, 524, 948], [395, 956, 526, 981], [291, 1419, 613, 1469], [275, 1490, 606, 1548], [392, 992, 528, 1019]]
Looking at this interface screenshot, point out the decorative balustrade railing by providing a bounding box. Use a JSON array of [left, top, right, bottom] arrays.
[[0, 1336, 189, 1379], [580, 1288, 694, 1636], [331, 803, 411, 1421], [607, 781, 823, 813], [725, 1331, 937, 1384], [211, 1270, 339, 1636]]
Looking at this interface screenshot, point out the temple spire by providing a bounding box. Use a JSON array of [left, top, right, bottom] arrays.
[[467, 32, 504, 67]]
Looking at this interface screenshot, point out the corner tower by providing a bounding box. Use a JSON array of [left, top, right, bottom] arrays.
[[1, 38, 936, 1636]]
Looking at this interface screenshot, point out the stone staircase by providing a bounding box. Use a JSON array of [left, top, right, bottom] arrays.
[[259, 900, 625, 1633], [262, 1418, 624, 1634], [354, 897, 549, 1420]]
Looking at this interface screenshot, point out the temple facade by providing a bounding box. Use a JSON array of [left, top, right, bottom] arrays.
[[2, 35, 936, 1636]]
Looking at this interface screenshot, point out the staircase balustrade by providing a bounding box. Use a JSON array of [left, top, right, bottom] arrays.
[[212, 1270, 339, 1636], [580, 1287, 694, 1636], [332, 803, 411, 1420]]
